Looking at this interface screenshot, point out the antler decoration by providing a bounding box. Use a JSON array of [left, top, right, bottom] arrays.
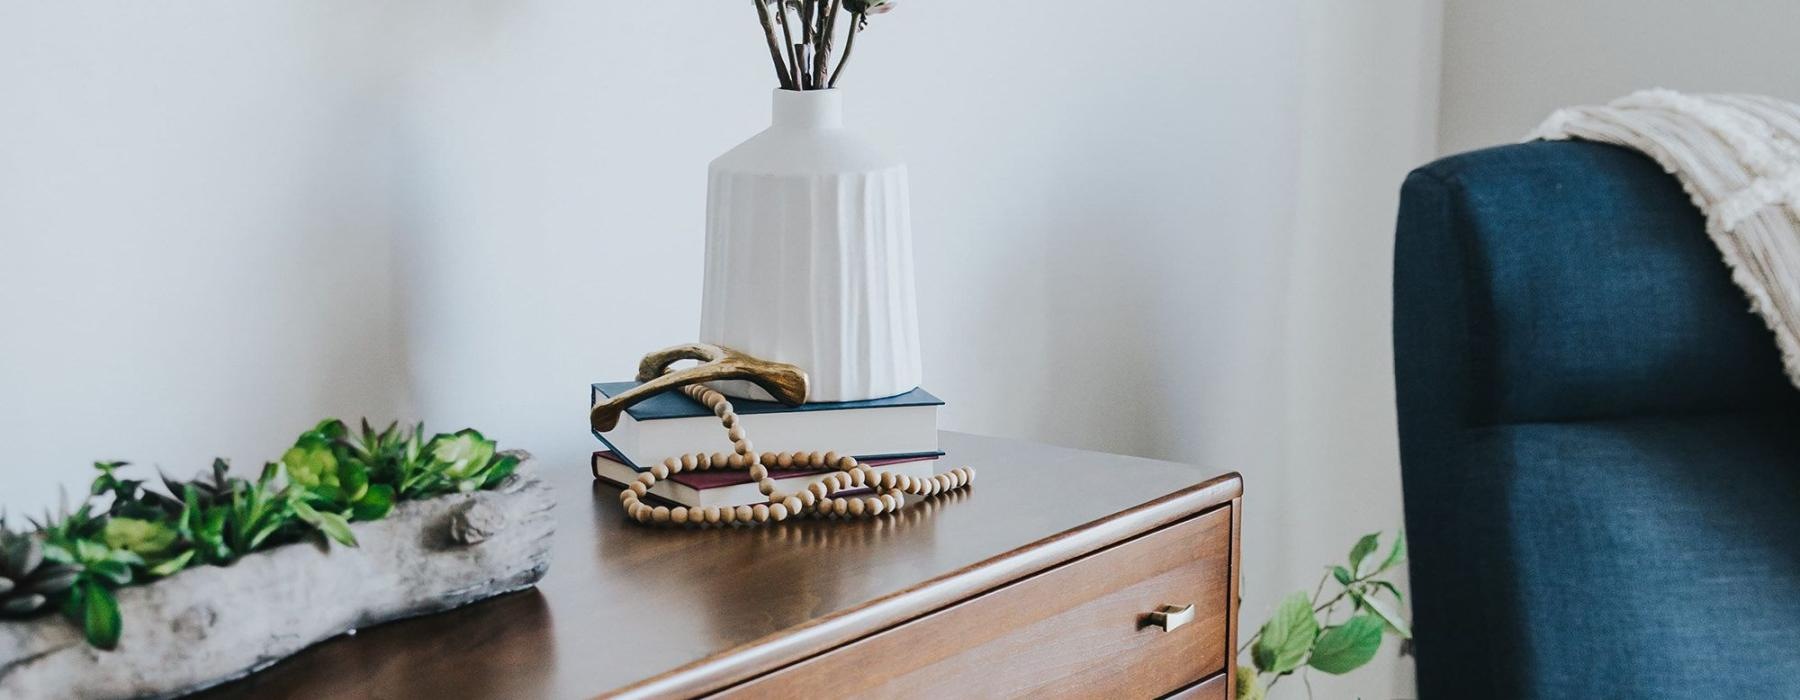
[[589, 343, 809, 432]]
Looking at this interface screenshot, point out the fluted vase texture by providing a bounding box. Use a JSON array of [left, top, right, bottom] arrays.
[[700, 89, 922, 403]]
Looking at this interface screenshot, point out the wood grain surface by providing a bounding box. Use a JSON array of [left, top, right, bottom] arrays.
[[197, 432, 1241, 699], [719, 507, 1232, 698]]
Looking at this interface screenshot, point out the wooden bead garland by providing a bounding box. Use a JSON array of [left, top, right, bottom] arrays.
[[619, 382, 975, 527]]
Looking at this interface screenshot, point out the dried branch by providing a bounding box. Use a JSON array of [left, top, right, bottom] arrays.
[[753, 0, 795, 90], [828, 18, 861, 88], [775, 3, 802, 89], [812, 0, 841, 89]]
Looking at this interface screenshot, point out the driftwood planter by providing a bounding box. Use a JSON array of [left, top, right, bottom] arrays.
[[0, 470, 555, 699]]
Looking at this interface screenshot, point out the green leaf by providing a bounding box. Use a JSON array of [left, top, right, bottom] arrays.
[[100, 518, 178, 556], [1375, 531, 1407, 575], [1308, 614, 1385, 674], [1371, 579, 1404, 604], [1348, 533, 1381, 577], [1331, 565, 1352, 586], [292, 500, 357, 547], [86, 559, 133, 586], [83, 584, 122, 650], [1350, 588, 1412, 640], [350, 485, 394, 522], [147, 550, 197, 578], [1250, 591, 1318, 675]]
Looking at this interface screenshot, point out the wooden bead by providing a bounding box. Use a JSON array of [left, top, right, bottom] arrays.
[[809, 451, 825, 467], [636, 473, 656, 487], [726, 427, 745, 442], [761, 452, 779, 468], [758, 478, 776, 495], [652, 506, 670, 524], [777, 452, 794, 468], [712, 452, 729, 467], [783, 496, 802, 514], [881, 493, 900, 511], [726, 453, 746, 468], [631, 503, 650, 521], [664, 456, 682, 472], [849, 469, 867, 487], [847, 498, 866, 516], [798, 490, 817, 507], [619, 491, 635, 505], [681, 454, 697, 470], [770, 503, 789, 521], [650, 464, 669, 479], [837, 455, 857, 470], [735, 505, 754, 522], [721, 505, 737, 524], [736, 440, 754, 456], [671, 506, 689, 524], [865, 497, 885, 516], [751, 504, 770, 522], [878, 471, 896, 489], [704, 507, 722, 524], [823, 451, 839, 466], [749, 465, 769, 481], [809, 481, 829, 498], [629, 482, 648, 496]]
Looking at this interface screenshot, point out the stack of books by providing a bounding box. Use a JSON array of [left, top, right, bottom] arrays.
[[590, 381, 943, 509]]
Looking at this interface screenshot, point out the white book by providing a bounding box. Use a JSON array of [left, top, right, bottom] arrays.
[[590, 382, 942, 470], [591, 452, 941, 509]]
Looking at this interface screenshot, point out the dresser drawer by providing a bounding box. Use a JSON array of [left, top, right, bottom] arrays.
[[719, 506, 1234, 698]]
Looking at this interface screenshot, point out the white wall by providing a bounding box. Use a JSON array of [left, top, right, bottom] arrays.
[[1440, 0, 1800, 154], [1, 2, 1440, 696], [0, 3, 411, 516]]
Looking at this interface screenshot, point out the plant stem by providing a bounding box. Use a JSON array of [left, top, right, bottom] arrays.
[[813, 0, 841, 88], [753, 0, 795, 90], [775, 3, 803, 89], [827, 18, 861, 88]]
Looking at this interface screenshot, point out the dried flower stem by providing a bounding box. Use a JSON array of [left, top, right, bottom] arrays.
[[828, 18, 861, 89], [775, 3, 802, 88], [754, 0, 795, 90], [812, 0, 841, 89]]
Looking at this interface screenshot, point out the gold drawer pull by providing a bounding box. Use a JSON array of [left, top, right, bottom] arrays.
[[1147, 603, 1196, 632]]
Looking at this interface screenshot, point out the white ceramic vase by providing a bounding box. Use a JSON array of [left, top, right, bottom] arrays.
[[699, 89, 921, 403]]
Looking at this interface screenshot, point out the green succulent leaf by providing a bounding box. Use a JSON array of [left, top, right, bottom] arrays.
[[146, 550, 197, 578], [282, 436, 341, 490], [1307, 614, 1385, 674], [351, 485, 394, 522], [101, 518, 178, 557], [1348, 533, 1381, 577], [292, 500, 357, 547], [429, 430, 496, 481], [1251, 591, 1317, 675], [82, 583, 122, 650]]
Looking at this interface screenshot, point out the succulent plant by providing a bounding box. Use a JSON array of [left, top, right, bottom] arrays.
[[12, 415, 521, 649], [282, 419, 395, 524], [0, 526, 79, 618]]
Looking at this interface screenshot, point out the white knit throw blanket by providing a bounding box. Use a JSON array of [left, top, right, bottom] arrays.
[[1531, 89, 1800, 388]]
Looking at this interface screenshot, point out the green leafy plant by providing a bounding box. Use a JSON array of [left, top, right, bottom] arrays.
[[1237, 531, 1410, 699], [6, 417, 520, 650], [0, 522, 79, 619]]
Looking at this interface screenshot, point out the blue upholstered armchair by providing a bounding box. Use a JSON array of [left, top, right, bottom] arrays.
[[1393, 141, 1800, 699]]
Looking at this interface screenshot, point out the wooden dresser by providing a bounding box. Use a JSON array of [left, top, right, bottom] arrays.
[[201, 432, 1243, 699]]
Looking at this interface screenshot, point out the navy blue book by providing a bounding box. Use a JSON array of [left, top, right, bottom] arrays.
[[590, 382, 942, 471]]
